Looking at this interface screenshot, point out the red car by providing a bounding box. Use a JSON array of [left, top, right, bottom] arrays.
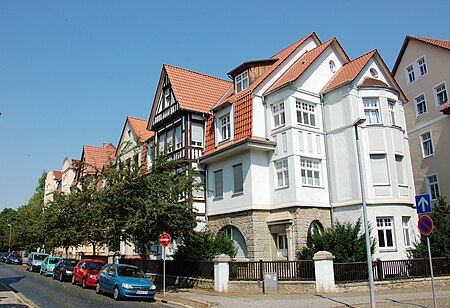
[[72, 259, 106, 288]]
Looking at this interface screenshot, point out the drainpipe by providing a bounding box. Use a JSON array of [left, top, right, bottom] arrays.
[[320, 93, 334, 227]]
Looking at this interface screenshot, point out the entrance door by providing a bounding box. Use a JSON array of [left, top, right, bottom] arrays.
[[276, 234, 288, 258]]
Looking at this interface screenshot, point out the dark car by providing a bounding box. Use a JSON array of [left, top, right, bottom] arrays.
[[0, 253, 9, 263], [6, 253, 23, 265], [53, 259, 79, 282]]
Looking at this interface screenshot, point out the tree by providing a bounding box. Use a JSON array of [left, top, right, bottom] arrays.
[[173, 230, 236, 261], [413, 196, 450, 258], [297, 219, 375, 263]]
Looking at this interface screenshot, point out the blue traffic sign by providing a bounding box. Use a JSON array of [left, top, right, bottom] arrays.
[[415, 194, 431, 215], [418, 215, 433, 235]]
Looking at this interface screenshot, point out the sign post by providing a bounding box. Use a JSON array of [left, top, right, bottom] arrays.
[[418, 214, 436, 308], [159, 232, 171, 297]]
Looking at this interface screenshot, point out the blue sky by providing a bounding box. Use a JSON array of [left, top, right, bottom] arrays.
[[0, 0, 449, 210]]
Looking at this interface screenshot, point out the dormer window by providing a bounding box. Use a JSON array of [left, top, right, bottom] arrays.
[[220, 114, 231, 141], [235, 71, 249, 93]]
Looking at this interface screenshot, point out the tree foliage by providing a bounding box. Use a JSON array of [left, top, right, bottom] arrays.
[[297, 219, 375, 263], [174, 230, 236, 261], [413, 196, 450, 258]]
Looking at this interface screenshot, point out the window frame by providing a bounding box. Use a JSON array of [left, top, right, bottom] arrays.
[[363, 98, 381, 124], [191, 122, 203, 147], [388, 100, 396, 126], [235, 71, 249, 93], [214, 169, 224, 199], [300, 158, 321, 187], [414, 93, 428, 117], [402, 216, 412, 248], [376, 217, 396, 250], [417, 56, 428, 77], [272, 102, 286, 129], [433, 81, 448, 107], [219, 114, 231, 142], [395, 154, 405, 186], [420, 131, 434, 158], [275, 159, 289, 189], [232, 163, 244, 195], [370, 153, 390, 185], [405, 64, 416, 84], [296, 101, 317, 128], [426, 173, 440, 200]]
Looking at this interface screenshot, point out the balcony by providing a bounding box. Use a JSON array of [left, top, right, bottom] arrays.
[[154, 102, 180, 126]]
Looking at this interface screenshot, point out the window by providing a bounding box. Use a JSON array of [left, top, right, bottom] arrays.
[[275, 159, 289, 188], [363, 98, 381, 124], [402, 217, 411, 248], [406, 65, 415, 84], [301, 158, 321, 186], [414, 94, 427, 116], [158, 133, 165, 153], [235, 71, 249, 93], [420, 131, 434, 158], [281, 132, 287, 153], [296, 101, 316, 127], [191, 122, 203, 147], [164, 88, 171, 106], [388, 100, 396, 126], [417, 57, 427, 76], [214, 170, 223, 198], [395, 155, 405, 185], [192, 174, 204, 199], [219, 114, 231, 141], [329, 60, 336, 73], [175, 125, 183, 149], [166, 129, 173, 152], [377, 217, 395, 249], [426, 174, 440, 200], [276, 234, 288, 257], [370, 68, 379, 78], [272, 102, 285, 128], [434, 82, 448, 106], [233, 164, 243, 194], [370, 154, 389, 185]]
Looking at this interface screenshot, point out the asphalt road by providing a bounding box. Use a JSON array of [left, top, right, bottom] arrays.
[[0, 263, 170, 308]]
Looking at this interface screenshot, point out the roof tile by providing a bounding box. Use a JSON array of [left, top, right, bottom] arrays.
[[83, 144, 116, 174], [410, 36, 450, 50], [127, 116, 154, 142]]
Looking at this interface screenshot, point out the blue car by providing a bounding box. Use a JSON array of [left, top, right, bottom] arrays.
[[96, 264, 156, 301], [40, 256, 63, 276]]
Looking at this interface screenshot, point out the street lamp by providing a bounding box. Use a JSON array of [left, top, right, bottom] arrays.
[[7, 224, 12, 253], [354, 118, 376, 308]]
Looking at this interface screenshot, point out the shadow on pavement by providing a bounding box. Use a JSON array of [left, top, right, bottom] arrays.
[[314, 294, 356, 308], [0, 277, 26, 294], [385, 298, 427, 308], [0, 304, 29, 307]]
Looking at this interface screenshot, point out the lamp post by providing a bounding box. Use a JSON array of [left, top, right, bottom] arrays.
[[7, 224, 12, 253], [354, 118, 376, 308]]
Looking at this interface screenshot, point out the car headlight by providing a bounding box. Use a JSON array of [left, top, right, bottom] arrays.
[[65, 270, 73, 274], [150, 284, 156, 290], [48, 266, 54, 271], [88, 274, 97, 279], [122, 283, 133, 289]]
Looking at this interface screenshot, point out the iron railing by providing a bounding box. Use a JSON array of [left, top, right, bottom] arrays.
[[230, 260, 315, 281]]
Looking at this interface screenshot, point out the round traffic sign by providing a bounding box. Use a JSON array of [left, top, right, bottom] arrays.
[[159, 233, 171, 247], [418, 215, 433, 235]]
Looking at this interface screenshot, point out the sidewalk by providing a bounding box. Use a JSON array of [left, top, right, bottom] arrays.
[[0, 280, 36, 307], [156, 285, 450, 308]]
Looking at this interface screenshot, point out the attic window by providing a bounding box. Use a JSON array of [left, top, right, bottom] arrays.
[[370, 68, 379, 78], [235, 71, 249, 93], [329, 60, 336, 73]]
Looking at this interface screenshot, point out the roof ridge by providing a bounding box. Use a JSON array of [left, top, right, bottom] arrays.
[[270, 32, 319, 59], [163, 63, 232, 84], [349, 49, 377, 63], [127, 116, 147, 121]]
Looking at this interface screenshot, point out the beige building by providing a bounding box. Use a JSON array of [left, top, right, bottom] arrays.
[[393, 36, 450, 201], [43, 170, 62, 205], [60, 157, 79, 195]]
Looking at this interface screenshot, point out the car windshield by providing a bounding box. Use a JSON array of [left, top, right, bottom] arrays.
[[49, 258, 60, 264], [64, 260, 78, 266], [117, 266, 145, 278], [34, 254, 46, 261], [9, 254, 20, 258], [86, 262, 103, 270]]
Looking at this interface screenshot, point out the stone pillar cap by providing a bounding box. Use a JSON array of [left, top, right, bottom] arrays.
[[214, 254, 231, 262], [313, 251, 335, 260]]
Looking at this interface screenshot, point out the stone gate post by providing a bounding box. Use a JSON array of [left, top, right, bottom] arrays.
[[214, 254, 231, 292], [313, 251, 336, 293]]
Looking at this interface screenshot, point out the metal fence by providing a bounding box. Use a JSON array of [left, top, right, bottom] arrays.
[[334, 257, 450, 283], [229, 260, 315, 281]]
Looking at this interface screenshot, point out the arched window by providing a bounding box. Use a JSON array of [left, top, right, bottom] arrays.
[[307, 220, 324, 244], [221, 226, 248, 258]]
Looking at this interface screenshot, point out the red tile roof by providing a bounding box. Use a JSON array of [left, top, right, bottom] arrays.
[[163, 64, 232, 114], [358, 77, 389, 88], [53, 171, 62, 181], [265, 38, 336, 94], [82, 144, 116, 174], [127, 116, 154, 142], [392, 36, 450, 75], [321, 50, 376, 93]]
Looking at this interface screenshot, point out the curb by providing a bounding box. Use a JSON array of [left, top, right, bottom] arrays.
[[155, 294, 210, 308], [0, 280, 38, 308]]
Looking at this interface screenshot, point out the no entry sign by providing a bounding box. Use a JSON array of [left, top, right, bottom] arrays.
[[159, 233, 171, 247], [418, 215, 433, 235]]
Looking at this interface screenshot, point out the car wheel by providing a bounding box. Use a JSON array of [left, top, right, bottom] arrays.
[[71, 276, 76, 285], [59, 273, 64, 282], [113, 287, 120, 301], [82, 278, 87, 289], [39, 270, 43, 275], [95, 282, 102, 294], [53, 273, 57, 280]]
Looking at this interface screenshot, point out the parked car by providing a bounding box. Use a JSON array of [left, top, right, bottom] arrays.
[[5, 253, 23, 265], [40, 256, 62, 276], [53, 259, 79, 282], [96, 264, 156, 301], [0, 252, 9, 263], [26, 252, 48, 272], [73, 259, 106, 288]]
